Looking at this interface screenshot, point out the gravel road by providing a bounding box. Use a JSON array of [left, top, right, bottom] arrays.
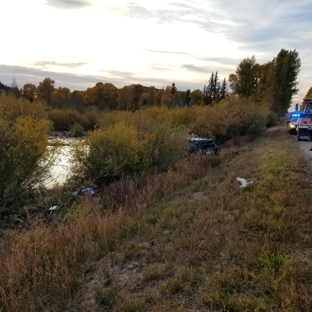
[[291, 133, 312, 162], [295, 138, 312, 155]]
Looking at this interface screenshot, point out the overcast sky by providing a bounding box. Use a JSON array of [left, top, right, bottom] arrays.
[[1, 0, 311, 109]]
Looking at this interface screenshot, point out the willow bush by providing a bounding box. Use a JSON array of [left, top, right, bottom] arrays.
[[0, 93, 48, 122], [72, 122, 146, 186], [191, 97, 272, 143], [71, 115, 187, 186], [0, 95, 54, 225]]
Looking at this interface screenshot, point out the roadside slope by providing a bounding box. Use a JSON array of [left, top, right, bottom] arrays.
[[68, 125, 312, 311]]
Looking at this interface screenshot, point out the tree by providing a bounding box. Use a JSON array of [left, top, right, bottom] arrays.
[[219, 78, 227, 100], [212, 72, 220, 101], [203, 72, 226, 104], [305, 87, 312, 98], [145, 86, 157, 107], [190, 89, 204, 105], [271, 49, 300, 115], [70, 90, 88, 112], [171, 82, 177, 95], [162, 86, 173, 107], [9, 77, 22, 98], [85, 82, 118, 110], [203, 73, 214, 105], [52, 87, 70, 108], [171, 91, 183, 107], [258, 49, 301, 115], [155, 88, 164, 106], [229, 56, 260, 97], [102, 83, 118, 110], [229, 50, 300, 115], [185, 89, 191, 106], [22, 83, 37, 102], [37, 77, 55, 105], [117, 86, 133, 110], [130, 84, 144, 111]]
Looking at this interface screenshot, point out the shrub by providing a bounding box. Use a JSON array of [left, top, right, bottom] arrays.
[[72, 122, 145, 185], [49, 108, 87, 132], [191, 97, 271, 143], [72, 114, 187, 186], [70, 122, 85, 137], [143, 119, 187, 172], [166, 106, 196, 129], [0, 93, 48, 122], [0, 115, 53, 224]]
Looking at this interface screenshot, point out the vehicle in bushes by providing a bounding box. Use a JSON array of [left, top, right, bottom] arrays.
[[296, 99, 312, 141], [188, 137, 218, 155]]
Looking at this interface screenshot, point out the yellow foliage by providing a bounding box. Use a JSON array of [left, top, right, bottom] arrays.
[[0, 93, 48, 122], [77, 122, 145, 183], [13, 116, 50, 154], [191, 97, 271, 142]]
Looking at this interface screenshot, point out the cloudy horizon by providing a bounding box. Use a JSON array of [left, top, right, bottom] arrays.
[[1, 0, 311, 110]]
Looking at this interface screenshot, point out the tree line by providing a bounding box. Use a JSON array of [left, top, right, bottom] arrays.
[[0, 48, 302, 116]]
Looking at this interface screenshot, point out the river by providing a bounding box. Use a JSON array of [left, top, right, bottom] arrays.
[[43, 138, 78, 188]]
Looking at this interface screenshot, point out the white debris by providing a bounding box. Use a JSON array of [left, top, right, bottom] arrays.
[[236, 177, 254, 188], [49, 205, 59, 211]]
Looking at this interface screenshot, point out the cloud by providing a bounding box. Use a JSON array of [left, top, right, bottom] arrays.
[[0, 64, 206, 92], [183, 65, 208, 73], [121, 2, 222, 29], [0, 64, 107, 91], [33, 61, 87, 69], [116, 0, 310, 59], [146, 49, 188, 55], [197, 57, 240, 67], [122, 3, 154, 19], [45, 0, 93, 9]]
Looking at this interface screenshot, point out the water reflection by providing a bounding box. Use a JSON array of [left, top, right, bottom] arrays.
[[44, 138, 78, 188]]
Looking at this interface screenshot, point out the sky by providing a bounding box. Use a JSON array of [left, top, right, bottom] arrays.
[[1, 0, 312, 110]]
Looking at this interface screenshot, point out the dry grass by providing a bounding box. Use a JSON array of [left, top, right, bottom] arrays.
[[1, 125, 312, 311]]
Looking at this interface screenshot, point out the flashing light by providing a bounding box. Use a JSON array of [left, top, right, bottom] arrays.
[[292, 113, 300, 117]]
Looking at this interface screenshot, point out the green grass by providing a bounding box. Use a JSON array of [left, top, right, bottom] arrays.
[[1, 125, 312, 311]]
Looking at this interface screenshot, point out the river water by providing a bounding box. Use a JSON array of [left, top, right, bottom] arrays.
[[43, 138, 78, 188]]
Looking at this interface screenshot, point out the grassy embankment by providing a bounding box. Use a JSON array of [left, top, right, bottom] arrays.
[[1, 125, 312, 311]]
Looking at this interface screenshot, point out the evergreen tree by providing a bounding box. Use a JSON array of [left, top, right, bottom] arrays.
[[212, 71, 220, 101], [219, 78, 227, 100], [203, 72, 214, 105], [171, 82, 177, 95], [203, 72, 226, 104], [185, 89, 191, 106]]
